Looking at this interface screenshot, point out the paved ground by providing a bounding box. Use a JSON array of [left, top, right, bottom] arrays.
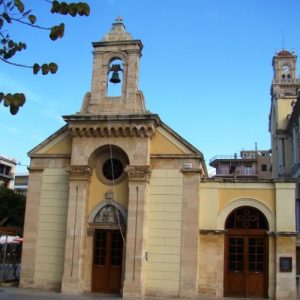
[[0, 287, 279, 300]]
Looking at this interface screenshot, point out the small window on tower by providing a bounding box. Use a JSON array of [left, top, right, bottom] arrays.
[[107, 59, 123, 97], [261, 164, 267, 172]]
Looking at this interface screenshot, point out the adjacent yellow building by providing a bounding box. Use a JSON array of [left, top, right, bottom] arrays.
[[20, 19, 297, 299]]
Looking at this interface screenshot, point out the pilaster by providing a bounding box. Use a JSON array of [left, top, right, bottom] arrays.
[[122, 165, 151, 298], [179, 169, 201, 298], [20, 167, 44, 288], [61, 165, 91, 294]]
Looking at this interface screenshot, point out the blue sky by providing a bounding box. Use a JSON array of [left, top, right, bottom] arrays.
[[2, 0, 300, 174]]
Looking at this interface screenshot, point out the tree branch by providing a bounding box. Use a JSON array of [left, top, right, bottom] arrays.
[[8, 16, 50, 30], [0, 57, 32, 68]]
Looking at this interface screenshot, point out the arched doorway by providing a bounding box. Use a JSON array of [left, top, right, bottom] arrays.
[[224, 206, 269, 298], [91, 204, 125, 294]]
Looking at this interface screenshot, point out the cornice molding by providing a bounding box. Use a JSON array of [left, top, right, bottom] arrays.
[[125, 165, 151, 182], [66, 165, 92, 181], [63, 114, 160, 138]]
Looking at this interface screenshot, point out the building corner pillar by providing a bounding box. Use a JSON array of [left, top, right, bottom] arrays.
[[61, 165, 91, 294], [122, 165, 151, 298]]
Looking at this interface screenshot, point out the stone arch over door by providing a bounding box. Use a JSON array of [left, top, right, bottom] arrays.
[[218, 198, 274, 231], [223, 205, 269, 298]]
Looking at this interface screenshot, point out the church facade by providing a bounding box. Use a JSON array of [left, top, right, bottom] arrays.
[[20, 19, 297, 299]]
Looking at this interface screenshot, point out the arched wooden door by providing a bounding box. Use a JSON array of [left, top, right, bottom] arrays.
[[224, 206, 269, 298], [91, 205, 125, 294]]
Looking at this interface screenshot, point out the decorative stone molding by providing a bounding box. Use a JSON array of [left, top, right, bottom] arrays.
[[199, 229, 226, 235], [63, 114, 160, 138], [28, 167, 44, 173], [68, 124, 156, 138], [267, 231, 297, 236], [125, 165, 151, 182], [66, 165, 91, 181]]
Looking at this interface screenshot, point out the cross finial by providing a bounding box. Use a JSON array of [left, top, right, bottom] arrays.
[[116, 16, 123, 23]]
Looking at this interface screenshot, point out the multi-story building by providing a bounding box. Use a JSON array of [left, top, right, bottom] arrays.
[[0, 155, 16, 189], [210, 149, 272, 179], [14, 173, 29, 196]]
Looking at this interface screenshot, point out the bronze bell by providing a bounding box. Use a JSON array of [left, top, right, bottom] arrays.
[[109, 64, 122, 84], [109, 71, 121, 83]]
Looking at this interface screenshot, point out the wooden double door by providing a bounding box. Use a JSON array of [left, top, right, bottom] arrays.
[[224, 206, 269, 298], [224, 231, 268, 298], [92, 229, 123, 293]]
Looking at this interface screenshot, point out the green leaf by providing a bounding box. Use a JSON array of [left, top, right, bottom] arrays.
[[10, 105, 19, 115], [32, 63, 40, 75], [2, 13, 11, 23], [12, 93, 25, 107], [77, 2, 90, 16], [51, 0, 60, 13], [59, 2, 68, 15], [50, 23, 65, 40], [4, 94, 13, 107], [8, 40, 14, 48], [41, 64, 49, 75], [28, 15, 36, 24], [49, 62, 58, 74], [0, 92, 4, 102], [14, 0, 24, 13], [68, 3, 77, 17]]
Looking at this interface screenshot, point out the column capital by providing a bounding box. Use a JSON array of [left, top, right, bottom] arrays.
[[125, 165, 151, 182], [66, 165, 92, 182]]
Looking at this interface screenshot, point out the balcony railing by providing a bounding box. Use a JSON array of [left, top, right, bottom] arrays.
[[215, 169, 257, 176]]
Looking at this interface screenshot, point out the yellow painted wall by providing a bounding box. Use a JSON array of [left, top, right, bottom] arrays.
[[36, 134, 72, 155], [218, 188, 275, 213], [146, 169, 183, 293], [88, 169, 129, 214], [275, 182, 296, 231], [277, 98, 294, 130], [151, 128, 186, 155], [200, 182, 276, 231], [34, 168, 69, 282]]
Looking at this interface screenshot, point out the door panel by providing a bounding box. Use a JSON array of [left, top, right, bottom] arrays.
[[246, 237, 266, 297], [92, 230, 123, 293], [226, 237, 245, 296]]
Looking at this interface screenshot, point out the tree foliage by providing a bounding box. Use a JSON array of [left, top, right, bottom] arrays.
[[0, 186, 26, 229], [0, 0, 90, 115]]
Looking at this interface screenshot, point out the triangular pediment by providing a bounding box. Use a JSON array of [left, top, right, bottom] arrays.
[[151, 122, 203, 156], [28, 125, 72, 157]]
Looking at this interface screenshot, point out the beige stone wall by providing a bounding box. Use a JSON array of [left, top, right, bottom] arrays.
[[145, 169, 183, 296], [276, 236, 297, 298], [33, 168, 69, 289], [198, 235, 224, 297]]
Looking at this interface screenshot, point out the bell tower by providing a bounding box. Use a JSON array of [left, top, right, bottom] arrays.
[[269, 50, 300, 177], [81, 17, 146, 114]]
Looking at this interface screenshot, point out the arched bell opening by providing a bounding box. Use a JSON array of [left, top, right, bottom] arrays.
[[107, 58, 123, 97], [224, 206, 269, 298]]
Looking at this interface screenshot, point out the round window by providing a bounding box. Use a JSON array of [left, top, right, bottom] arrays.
[[102, 158, 124, 181]]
